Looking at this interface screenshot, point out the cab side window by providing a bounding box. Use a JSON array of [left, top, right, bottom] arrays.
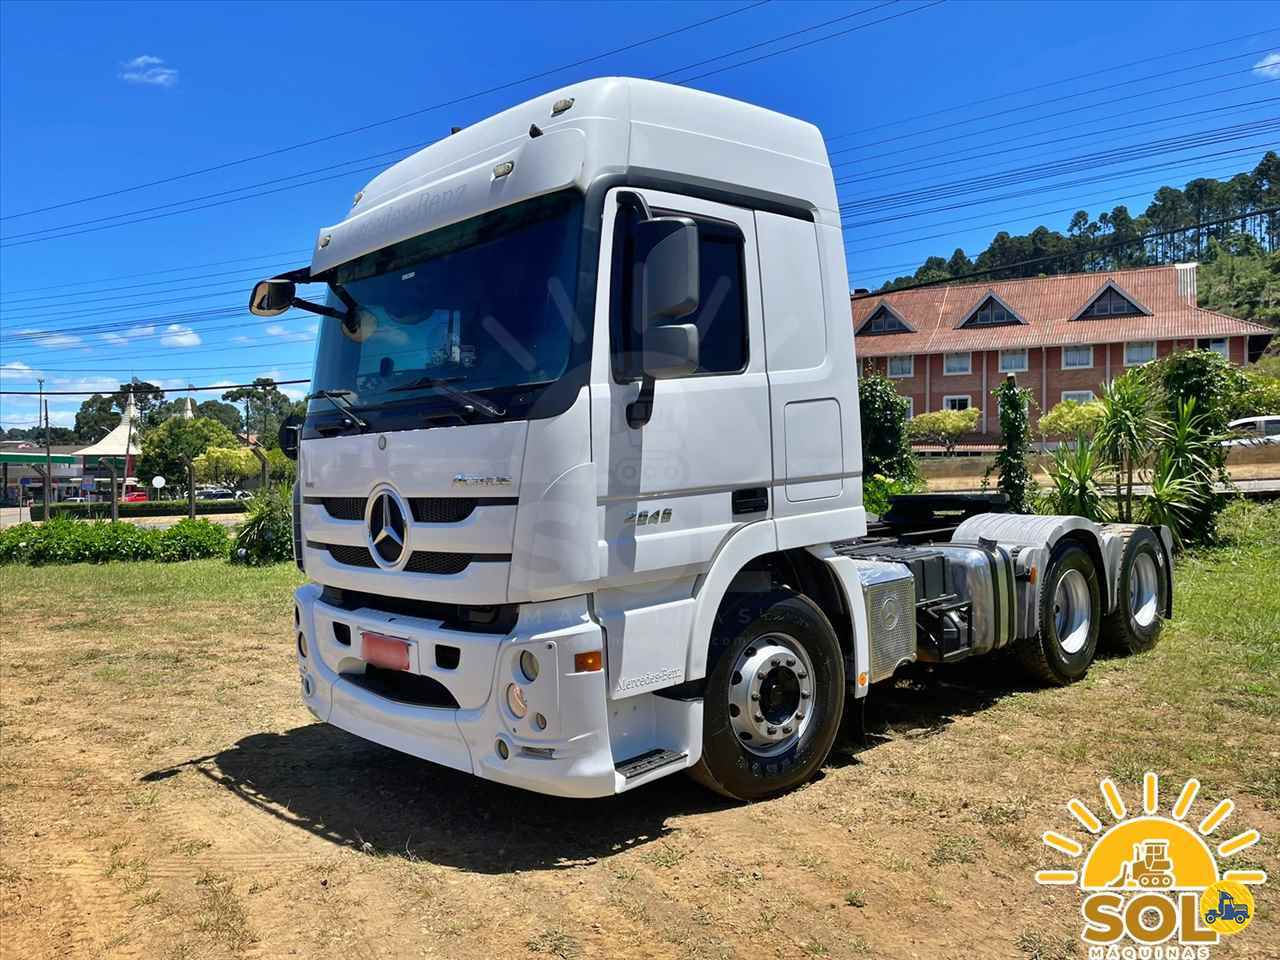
[[610, 202, 749, 380]]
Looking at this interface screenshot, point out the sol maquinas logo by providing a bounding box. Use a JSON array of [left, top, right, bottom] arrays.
[[1035, 772, 1266, 958]]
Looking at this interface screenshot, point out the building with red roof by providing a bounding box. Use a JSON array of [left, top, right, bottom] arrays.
[[852, 263, 1274, 436]]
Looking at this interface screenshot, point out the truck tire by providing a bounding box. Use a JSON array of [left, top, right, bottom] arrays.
[[689, 591, 845, 801], [1015, 542, 1100, 686], [1101, 527, 1168, 655]]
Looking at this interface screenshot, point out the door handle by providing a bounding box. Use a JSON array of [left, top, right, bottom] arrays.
[[732, 487, 769, 515]]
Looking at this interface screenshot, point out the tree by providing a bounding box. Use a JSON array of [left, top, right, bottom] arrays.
[[990, 378, 1034, 513], [857, 371, 917, 483], [264, 446, 296, 485], [1038, 399, 1107, 439], [196, 399, 244, 435], [137, 417, 237, 490], [222, 378, 293, 447], [1095, 373, 1157, 523], [193, 446, 258, 490], [74, 394, 119, 443], [907, 408, 980, 454], [117, 379, 167, 428]]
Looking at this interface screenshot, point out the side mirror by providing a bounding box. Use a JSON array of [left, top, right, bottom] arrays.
[[278, 414, 303, 460], [249, 279, 296, 317], [643, 323, 699, 380], [635, 217, 699, 328]]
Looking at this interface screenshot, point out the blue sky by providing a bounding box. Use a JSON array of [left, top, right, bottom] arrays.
[[1, 0, 1277, 429]]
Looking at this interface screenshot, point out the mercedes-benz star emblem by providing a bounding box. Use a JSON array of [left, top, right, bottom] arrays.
[[367, 491, 407, 566]]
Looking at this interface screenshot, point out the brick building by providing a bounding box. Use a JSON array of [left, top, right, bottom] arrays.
[[852, 263, 1274, 436]]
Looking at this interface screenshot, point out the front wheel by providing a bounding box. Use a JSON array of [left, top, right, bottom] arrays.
[[1015, 542, 1101, 686], [689, 591, 845, 801]]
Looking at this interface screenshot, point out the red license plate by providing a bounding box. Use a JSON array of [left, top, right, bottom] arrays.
[[361, 631, 410, 671]]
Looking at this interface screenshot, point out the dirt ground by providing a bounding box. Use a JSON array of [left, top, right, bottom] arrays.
[[2, 519, 1278, 959]]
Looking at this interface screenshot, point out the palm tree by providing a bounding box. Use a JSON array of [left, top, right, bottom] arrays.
[[1096, 372, 1158, 522]]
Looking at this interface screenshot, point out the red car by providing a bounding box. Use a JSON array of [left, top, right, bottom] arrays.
[[122, 491, 148, 503]]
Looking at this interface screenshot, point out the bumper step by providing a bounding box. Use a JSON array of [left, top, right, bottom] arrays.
[[615, 748, 687, 780]]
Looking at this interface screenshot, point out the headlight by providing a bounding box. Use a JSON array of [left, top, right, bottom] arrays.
[[505, 683, 528, 719], [519, 650, 539, 683]]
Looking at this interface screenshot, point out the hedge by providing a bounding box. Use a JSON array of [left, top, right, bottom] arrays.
[[47, 498, 246, 520], [0, 517, 232, 566]]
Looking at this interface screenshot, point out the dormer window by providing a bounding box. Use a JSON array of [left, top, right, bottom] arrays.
[[1075, 281, 1150, 320], [859, 303, 913, 335], [958, 293, 1024, 329]]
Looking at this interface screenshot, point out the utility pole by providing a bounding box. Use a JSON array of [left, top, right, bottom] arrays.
[[39, 378, 51, 521]]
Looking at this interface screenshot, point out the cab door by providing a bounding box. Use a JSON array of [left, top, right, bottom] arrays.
[[589, 187, 774, 587]]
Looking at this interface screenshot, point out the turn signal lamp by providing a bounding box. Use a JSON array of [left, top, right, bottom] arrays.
[[574, 650, 603, 673]]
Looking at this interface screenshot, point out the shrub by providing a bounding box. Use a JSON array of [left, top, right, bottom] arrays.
[[862, 473, 924, 518], [1040, 436, 1111, 522], [858, 372, 918, 483], [1038, 399, 1105, 439], [157, 517, 233, 561], [48, 499, 245, 520], [1095, 372, 1157, 523], [907, 407, 980, 454], [1228, 367, 1280, 421], [0, 517, 230, 566], [232, 486, 294, 565]]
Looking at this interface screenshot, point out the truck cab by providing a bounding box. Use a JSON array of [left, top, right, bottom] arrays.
[[257, 78, 1173, 800]]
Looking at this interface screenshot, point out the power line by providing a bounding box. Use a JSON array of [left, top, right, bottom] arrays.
[[849, 207, 1280, 299], [828, 43, 1278, 156], [826, 25, 1280, 143], [0, 378, 312, 396], [0, 2, 946, 249], [0, 1, 773, 222]]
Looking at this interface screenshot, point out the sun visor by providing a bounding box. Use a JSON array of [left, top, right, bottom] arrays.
[[310, 127, 587, 276]]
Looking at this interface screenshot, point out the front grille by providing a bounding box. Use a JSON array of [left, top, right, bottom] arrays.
[[308, 541, 377, 567], [342, 665, 459, 709], [403, 551, 509, 575], [305, 496, 365, 521], [319, 586, 518, 634], [307, 495, 516, 523]]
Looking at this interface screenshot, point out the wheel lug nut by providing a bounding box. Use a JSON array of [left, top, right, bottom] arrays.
[[767, 726, 777, 735], [795, 712, 804, 719], [786, 658, 795, 667], [771, 658, 780, 667], [783, 726, 792, 734], [750, 692, 760, 701], [754, 713, 764, 722], [797, 671, 808, 679], [800, 691, 810, 699]]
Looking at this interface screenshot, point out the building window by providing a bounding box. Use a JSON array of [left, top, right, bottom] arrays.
[[1062, 345, 1093, 369], [960, 294, 1023, 328], [1081, 286, 1142, 318], [943, 395, 971, 411], [1199, 337, 1229, 359], [887, 355, 914, 378], [1061, 390, 1095, 404], [1125, 341, 1156, 366], [998, 348, 1028, 373], [861, 304, 912, 334], [943, 352, 971, 375]]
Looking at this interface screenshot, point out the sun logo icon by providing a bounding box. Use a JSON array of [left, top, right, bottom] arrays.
[[1035, 773, 1267, 953]]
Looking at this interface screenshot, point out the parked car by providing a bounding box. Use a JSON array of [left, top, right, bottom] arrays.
[[233, 490, 253, 501], [123, 491, 148, 502], [196, 488, 235, 500], [1224, 416, 1280, 446], [63, 496, 90, 504]]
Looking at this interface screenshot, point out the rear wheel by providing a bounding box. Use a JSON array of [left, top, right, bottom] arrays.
[[689, 591, 844, 801], [1102, 527, 1168, 655], [1016, 542, 1100, 686]]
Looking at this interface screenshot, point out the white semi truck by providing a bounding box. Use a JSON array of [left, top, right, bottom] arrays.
[[251, 78, 1173, 801]]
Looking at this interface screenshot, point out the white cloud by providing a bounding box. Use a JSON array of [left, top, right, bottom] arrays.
[[1255, 52, 1280, 79], [17, 328, 82, 349], [100, 323, 156, 347], [264, 322, 317, 343], [0, 360, 40, 381], [280, 387, 307, 402], [120, 54, 179, 87], [160, 324, 201, 348]]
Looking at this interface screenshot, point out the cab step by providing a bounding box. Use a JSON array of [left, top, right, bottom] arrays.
[[615, 748, 687, 780]]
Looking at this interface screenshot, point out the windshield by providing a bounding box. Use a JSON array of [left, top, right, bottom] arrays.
[[309, 189, 583, 419]]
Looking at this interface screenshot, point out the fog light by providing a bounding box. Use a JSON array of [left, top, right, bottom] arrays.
[[519, 650, 539, 683], [495, 738, 509, 760], [297, 632, 308, 659], [505, 683, 528, 718]]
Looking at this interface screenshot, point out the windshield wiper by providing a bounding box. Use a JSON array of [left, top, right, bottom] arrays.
[[306, 389, 369, 431], [387, 376, 506, 418]]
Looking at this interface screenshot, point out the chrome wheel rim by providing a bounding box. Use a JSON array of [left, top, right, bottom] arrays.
[[1054, 568, 1092, 654], [1128, 552, 1159, 628], [727, 633, 815, 757]]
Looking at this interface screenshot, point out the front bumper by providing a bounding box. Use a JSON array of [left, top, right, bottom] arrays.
[[294, 584, 689, 797]]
